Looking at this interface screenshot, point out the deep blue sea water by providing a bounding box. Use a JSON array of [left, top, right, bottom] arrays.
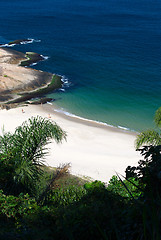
[[0, 0, 161, 131]]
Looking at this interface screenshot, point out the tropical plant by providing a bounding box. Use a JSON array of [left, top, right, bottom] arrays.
[[107, 175, 142, 199], [126, 145, 161, 194], [0, 116, 66, 195], [135, 107, 161, 149], [125, 145, 161, 239]]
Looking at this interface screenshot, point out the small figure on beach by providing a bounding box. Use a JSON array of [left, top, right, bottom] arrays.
[[22, 108, 25, 113], [48, 114, 51, 118]]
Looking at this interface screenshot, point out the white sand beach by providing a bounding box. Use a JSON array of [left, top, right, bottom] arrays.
[[0, 46, 140, 184], [0, 104, 140, 183]]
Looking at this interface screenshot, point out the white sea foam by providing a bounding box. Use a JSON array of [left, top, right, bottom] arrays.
[[30, 62, 37, 66], [59, 88, 65, 92], [118, 125, 131, 131], [0, 44, 10, 47], [52, 107, 130, 130], [20, 39, 34, 44], [33, 39, 41, 42], [4, 44, 16, 47], [0, 38, 41, 48], [27, 54, 49, 67], [20, 38, 41, 44], [61, 75, 72, 88], [46, 105, 136, 132], [46, 76, 132, 131], [40, 55, 49, 60]]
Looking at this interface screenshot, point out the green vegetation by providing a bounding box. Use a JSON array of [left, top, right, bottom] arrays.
[[19, 74, 62, 98], [0, 110, 161, 239], [3, 75, 8, 77], [0, 116, 66, 196], [135, 107, 161, 149], [33, 74, 63, 93], [107, 175, 142, 199]]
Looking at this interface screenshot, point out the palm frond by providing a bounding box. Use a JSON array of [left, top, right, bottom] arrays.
[[135, 130, 161, 149], [0, 116, 67, 195], [154, 107, 161, 128]]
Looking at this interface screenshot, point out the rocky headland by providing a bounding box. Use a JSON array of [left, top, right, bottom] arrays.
[[0, 44, 62, 109]]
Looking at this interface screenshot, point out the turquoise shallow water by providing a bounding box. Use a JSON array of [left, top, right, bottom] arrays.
[[48, 85, 159, 131], [0, 0, 161, 131]]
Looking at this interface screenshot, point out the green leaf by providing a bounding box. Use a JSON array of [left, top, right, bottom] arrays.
[[135, 130, 161, 149], [154, 107, 161, 128]]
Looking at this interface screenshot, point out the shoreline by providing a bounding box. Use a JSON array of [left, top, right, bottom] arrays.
[[0, 104, 140, 182], [0, 42, 139, 182], [0, 43, 138, 133], [44, 103, 138, 136], [0, 47, 62, 105]]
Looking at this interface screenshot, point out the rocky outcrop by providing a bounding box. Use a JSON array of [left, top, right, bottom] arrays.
[[0, 47, 62, 107]]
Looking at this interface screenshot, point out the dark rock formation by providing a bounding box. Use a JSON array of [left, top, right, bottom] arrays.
[[20, 52, 44, 67], [28, 97, 55, 105], [8, 39, 32, 45]]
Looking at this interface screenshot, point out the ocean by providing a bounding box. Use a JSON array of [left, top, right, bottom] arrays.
[[0, 0, 161, 131]]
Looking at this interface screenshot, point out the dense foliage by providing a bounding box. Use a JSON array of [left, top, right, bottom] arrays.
[[135, 107, 161, 149], [0, 115, 161, 239], [0, 116, 66, 196]]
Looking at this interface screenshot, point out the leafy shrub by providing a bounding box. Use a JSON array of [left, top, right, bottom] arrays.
[[48, 185, 87, 207], [124, 145, 161, 239], [84, 180, 105, 191], [107, 175, 142, 199], [50, 180, 126, 240], [0, 190, 39, 219]]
